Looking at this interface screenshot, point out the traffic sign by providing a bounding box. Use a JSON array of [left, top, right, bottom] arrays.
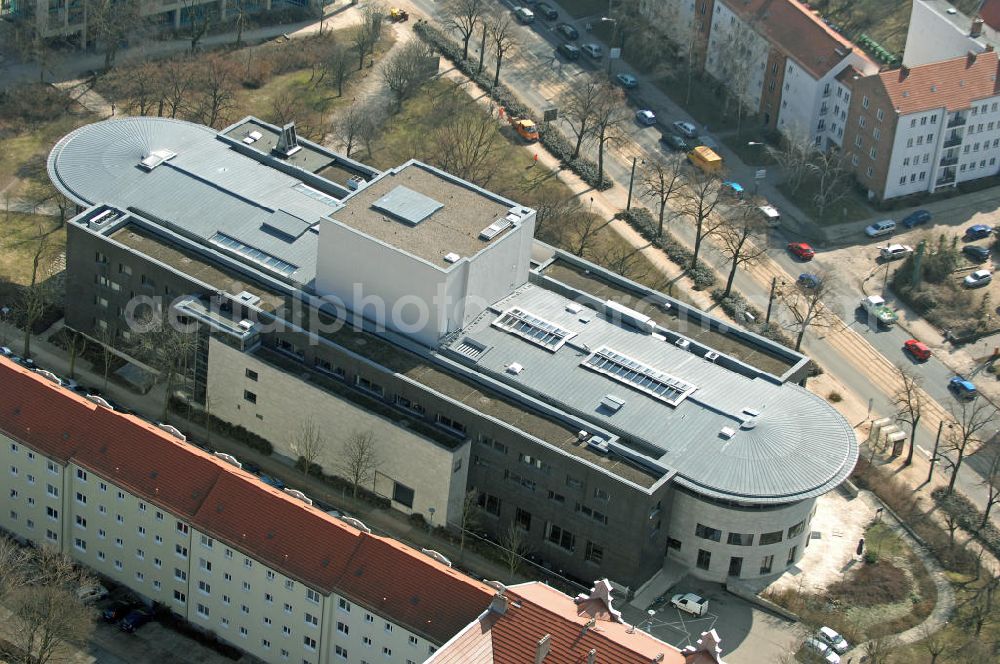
[[755, 169, 767, 180], [543, 108, 558, 122]]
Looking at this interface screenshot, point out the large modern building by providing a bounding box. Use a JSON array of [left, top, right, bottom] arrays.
[[0, 357, 733, 664], [46, 115, 858, 594]]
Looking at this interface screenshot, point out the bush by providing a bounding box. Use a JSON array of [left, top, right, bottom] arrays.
[[932, 487, 1000, 559], [828, 560, 909, 606], [828, 391, 843, 402], [414, 21, 612, 190]]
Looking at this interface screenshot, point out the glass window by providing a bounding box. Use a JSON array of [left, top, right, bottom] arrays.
[[760, 531, 783, 545], [695, 523, 722, 542], [696, 549, 711, 570]]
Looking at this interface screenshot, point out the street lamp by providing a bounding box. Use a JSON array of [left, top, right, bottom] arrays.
[[747, 141, 765, 147], [626, 156, 644, 211], [928, 421, 952, 484], [765, 277, 784, 325], [601, 17, 619, 75], [427, 507, 436, 531]]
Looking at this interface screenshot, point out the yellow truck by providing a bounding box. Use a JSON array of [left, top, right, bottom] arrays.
[[687, 145, 723, 174], [508, 115, 539, 142]]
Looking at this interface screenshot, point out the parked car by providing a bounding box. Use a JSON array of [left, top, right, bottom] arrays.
[[102, 601, 138, 623], [555, 22, 578, 40], [797, 273, 821, 289], [77, 583, 109, 603], [964, 268, 992, 287], [901, 209, 931, 228], [864, 219, 896, 237], [513, 6, 535, 23], [803, 637, 841, 664], [0, 346, 12, 357], [721, 181, 744, 197], [949, 376, 978, 399], [635, 109, 657, 126], [535, 2, 558, 20], [817, 627, 849, 655], [903, 339, 931, 361], [659, 133, 688, 152], [672, 120, 698, 138], [580, 42, 603, 59], [557, 43, 580, 60], [879, 244, 913, 261], [965, 224, 993, 240], [615, 73, 638, 88], [963, 245, 991, 262], [258, 473, 286, 490], [670, 593, 709, 616], [119, 608, 154, 633], [787, 242, 815, 260], [758, 204, 781, 227], [241, 461, 262, 475]]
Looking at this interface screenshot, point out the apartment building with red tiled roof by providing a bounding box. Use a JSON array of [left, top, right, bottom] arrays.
[[0, 356, 493, 664], [427, 579, 729, 664], [842, 50, 1000, 201]]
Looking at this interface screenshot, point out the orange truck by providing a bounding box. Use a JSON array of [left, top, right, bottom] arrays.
[[687, 145, 723, 174], [508, 115, 539, 142]]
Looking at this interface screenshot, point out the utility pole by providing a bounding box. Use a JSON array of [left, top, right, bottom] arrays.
[[765, 277, 779, 325], [626, 156, 639, 211]]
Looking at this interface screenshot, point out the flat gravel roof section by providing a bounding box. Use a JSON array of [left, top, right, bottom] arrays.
[[443, 285, 858, 503], [330, 162, 517, 267]]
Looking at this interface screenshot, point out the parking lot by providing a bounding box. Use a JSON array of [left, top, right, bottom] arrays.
[[619, 578, 804, 664]]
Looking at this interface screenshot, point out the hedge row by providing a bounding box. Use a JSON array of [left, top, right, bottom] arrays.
[[169, 396, 273, 456], [616, 208, 716, 290], [932, 487, 1000, 560], [414, 21, 612, 191], [710, 289, 798, 351], [294, 456, 392, 510]]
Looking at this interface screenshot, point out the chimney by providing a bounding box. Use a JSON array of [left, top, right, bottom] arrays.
[[489, 593, 508, 615], [968, 50, 979, 66], [972, 17, 985, 37], [587, 649, 597, 664], [534, 635, 551, 664]]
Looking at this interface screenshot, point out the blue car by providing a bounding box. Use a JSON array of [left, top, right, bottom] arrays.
[[258, 474, 286, 490], [901, 209, 931, 228], [119, 608, 153, 633], [965, 224, 992, 240], [797, 273, 821, 289], [948, 377, 978, 400], [722, 181, 744, 197]]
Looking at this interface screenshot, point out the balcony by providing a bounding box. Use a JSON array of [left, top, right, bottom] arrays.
[[943, 136, 962, 148], [936, 171, 956, 187], [947, 114, 967, 128], [939, 156, 958, 167]]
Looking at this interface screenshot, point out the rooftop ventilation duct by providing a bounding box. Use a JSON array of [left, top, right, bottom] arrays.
[[139, 149, 176, 171], [275, 122, 301, 157]]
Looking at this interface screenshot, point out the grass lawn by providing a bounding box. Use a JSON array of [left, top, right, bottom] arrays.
[[0, 212, 66, 287], [777, 178, 875, 225], [721, 134, 777, 167], [563, 0, 613, 19], [658, 74, 742, 133], [0, 113, 95, 195]]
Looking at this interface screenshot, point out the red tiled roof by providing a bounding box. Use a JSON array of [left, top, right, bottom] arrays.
[[337, 534, 495, 643], [726, 0, 875, 78], [486, 584, 687, 664], [0, 357, 493, 643], [981, 0, 1000, 31], [879, 51, 1000, 114]]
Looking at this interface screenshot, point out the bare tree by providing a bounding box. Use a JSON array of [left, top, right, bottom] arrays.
[[918, 623, 947, 664], [130, 311, 200, 421], [455, 489, 480, 557], [528, 190, 583, 246], [861, 635, 897, 664], [560, 81, 602, 159], [353, 4, 386, 70], [11, 218, 59, 359], [682, 171, 725, 269], [498, 522, 528, 583], [565, 213, 612, 259], [977, 436, 1000, 527], [941, 399, 996, 493], [335, 102, 378, 158], [489, 12, 517, 89], [291, 419, 324, 477], [476, 15, 489, 74], [432, 100, 504, 188], [159, 57, 195, 118], [591, 85, 629, 188], [339, 430, 380, 498], [65, 329, 89, 380], [231, 0, 251, 47], [769, 133, 813, 194], [712, 16, 762, 135], [325, 45, 353, 97], [93, 324, 117, 391], [193, 55, 238, 128], [807, 149, 851, 221], [606, 243, 651, 282], [381, 40, 436, 111], [181, 0, 212, 52], [715, 201, 767, 297], [783, 272, 837, 352], [444, 0, 486, 61], [120, 61, 161, 116], [891, 366, 924, 466], [85, 0, 142, 69], [640, 154, 685, 237]]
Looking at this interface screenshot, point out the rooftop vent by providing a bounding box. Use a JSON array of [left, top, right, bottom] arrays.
[[237, 320, 254, 332], [704, 350, 720, 362], [480, 216, 513, 240], [274, 122, 301, 157], [347, 175, 366, 190], [600, 394, 626, 412], [242, 130, 263, 145], [565, 302, 584, 314], [604, 299, 655, 334], [213, 452, 242, 469], [139, 149, 176, 171], [420, 549, 453, 567], [236, 291, 261, 306], [675, 338, 691, 350], [742, 407, 760, 417], [156, 423, 186, 441], [372, 185, 444, 225], [86, 395, 113, 409], [741, 418, 758, 430], [341, 516, 371, 534], [506, 362, 524, 375], [586, 437, 610, 453], [444, 252, 461, 263], [719, 426, 737, 439], [577, 430, 589, 441]]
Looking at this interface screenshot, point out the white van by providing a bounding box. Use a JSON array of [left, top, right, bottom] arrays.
[[514, 7, 535, 23], [758, 204, 781, 227]]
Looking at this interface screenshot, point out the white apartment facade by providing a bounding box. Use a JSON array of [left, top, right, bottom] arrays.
[[0, 358, 492, 664]]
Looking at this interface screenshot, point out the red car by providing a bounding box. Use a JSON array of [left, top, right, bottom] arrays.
[[904, 339, 931, 361], [787, 242, 815, 260]]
